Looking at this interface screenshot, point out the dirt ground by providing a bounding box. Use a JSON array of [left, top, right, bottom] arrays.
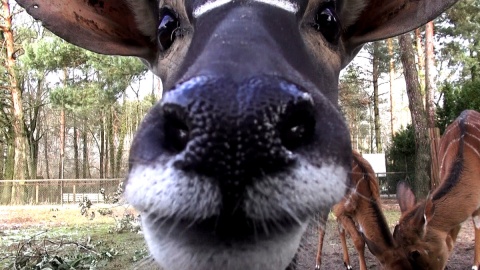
[[295, 199, 476, 270], [1, 202, 477, 270]]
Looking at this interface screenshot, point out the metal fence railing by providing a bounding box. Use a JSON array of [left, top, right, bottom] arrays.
[[0, 172, 409, 205], [376, 172, 409, 196], [0, 178, 123, 205]]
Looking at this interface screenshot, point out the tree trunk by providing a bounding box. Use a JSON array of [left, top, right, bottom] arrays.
[[2, 0, 28, 203], [108, 107, 115, 178], [116, 99, 127, 177], [369, 104, 374, 153], [59, 69, 67, 179], [73, 117, 80, 179], [387, 38, 396, 141], [1, 144, 14, 204], [28, 78, 43, 179], [415, 28, 425, 93], [425, 21, 437, 127], [58, 107, 65, 179], [399, 32, 431, 198], [44, 128, 50, 179], [100, 115, 105, 178], [82, 118, 89, 178], [350, 111, 358, 151], [372, 42, 382, 153], [0, 141, 4, 180], [425, 21, 441, 189], [4, 135, 14, 180]]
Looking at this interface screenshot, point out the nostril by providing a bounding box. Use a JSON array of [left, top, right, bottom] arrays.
[[278, 99, 316, 151], [163, 104, 190, 153]]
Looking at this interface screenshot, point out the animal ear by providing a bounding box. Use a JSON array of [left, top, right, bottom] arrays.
[[16, 0, 156, 59], [343, 0, 458, 54], [423, 196, 435, 224], [411, 197, 434, 237], [396, 182, 416, 213]]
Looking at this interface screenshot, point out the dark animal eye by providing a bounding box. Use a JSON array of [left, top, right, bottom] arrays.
[[409, 250, 421, 260], [311, 7, 341, 44], [158, 9, 180, 51]]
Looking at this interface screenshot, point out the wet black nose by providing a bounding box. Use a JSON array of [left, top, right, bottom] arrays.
[[167, 76, 316, 176], [130, 76, 316, 185]]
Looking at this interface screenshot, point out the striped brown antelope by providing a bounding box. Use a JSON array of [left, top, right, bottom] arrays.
[[394, 110, 480, 269], [315, 151, 411, 270]]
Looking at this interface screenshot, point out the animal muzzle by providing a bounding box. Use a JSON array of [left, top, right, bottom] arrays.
[[130, 74, 318, 196]]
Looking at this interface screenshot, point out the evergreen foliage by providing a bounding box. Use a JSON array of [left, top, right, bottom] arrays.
[[386, 125, 415, 191]]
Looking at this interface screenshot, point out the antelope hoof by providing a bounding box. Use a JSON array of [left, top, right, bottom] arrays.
[[314, 264, 320, 270], [344, 263, 353, 270], [472, 265, 478, 270]]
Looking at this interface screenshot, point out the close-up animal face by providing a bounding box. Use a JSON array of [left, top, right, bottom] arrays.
[[126, 2, 353, 269], [15, 0, 459, 269]]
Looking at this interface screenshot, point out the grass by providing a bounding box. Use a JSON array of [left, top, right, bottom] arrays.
[[0, 204, 149, 270], [383, 209, 402, 228], [0, 202, 403, 269]]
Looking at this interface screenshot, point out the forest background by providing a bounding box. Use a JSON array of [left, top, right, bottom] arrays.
[[1, 0, 479, 204]]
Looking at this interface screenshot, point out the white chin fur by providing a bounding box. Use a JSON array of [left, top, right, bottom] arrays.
[[125, 157, 347, 221], [142, 217, 307, 270], [124, 156, 348, 270]]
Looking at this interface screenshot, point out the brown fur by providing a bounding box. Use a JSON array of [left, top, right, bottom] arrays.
[[316, 151, 411, 270], [394, 110, 480, 269]]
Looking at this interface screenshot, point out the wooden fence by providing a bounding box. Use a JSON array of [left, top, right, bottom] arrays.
[[0, 178, 122, 205]]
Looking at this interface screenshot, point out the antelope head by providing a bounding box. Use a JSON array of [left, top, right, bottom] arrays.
[[394, 182, 452, 269], [15, 0, 459, 269]]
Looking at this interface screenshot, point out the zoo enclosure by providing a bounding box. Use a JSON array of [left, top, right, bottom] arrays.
[[0, 178, 123, 205], [0, 171, 408, 205]]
